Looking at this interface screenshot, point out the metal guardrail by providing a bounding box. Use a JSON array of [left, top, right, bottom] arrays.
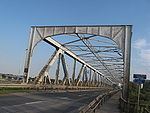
[[120, 97, 150, 113], [144, 108, 150, 113], [0, 84, 112, 90], [80, 90, 119, 113]]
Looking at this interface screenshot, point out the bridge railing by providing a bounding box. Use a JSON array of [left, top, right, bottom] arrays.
[[80, 90, 119, 113], [120, 97, 150, 113]]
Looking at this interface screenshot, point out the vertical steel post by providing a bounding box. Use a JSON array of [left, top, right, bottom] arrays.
[[123, 25, 132, 100], [82, 69, 85, 81], [94, 73, 97, 86], [72, 59, 76, 84], [23, 27, 35, 83], [100, 75, 102, 86], [55, 53, 61, 84], [89, 69, 92, 86], [34, 49, 61, 84], [82, 68, 85, 86], [102, 76, 104, 86], [103, 77, 105, 86], [84, 68, 88, 86], [101, 76, 103, 86], [91, 72, 95, 86], [61, 54, 70, 85], [76, 64, 86, 86], [98, 74, 100, 86]]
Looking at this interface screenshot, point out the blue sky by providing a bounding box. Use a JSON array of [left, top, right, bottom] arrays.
[[0, 0, 150, 80]]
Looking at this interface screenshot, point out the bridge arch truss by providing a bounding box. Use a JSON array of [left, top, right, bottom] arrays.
[[23, 25, 132, 99]]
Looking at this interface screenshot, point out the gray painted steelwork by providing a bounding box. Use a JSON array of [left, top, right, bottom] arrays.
[[23, 25, 132, 100]]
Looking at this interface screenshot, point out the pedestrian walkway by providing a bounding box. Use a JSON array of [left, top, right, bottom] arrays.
[[96, 92, 121, 113]]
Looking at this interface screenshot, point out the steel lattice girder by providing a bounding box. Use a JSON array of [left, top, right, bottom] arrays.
[[27, 25, 128, 54], [23, 25, 132, 100]]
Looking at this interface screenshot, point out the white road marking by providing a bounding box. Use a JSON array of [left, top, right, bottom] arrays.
[[78, 94, 86, 96], [25, 101, 45, 105], [1, 101, 46, 108], [58, 97, 72, 100]]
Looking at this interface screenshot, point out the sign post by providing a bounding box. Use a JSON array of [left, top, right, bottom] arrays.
[[133, 74, 146, 113], [137, 84, 140, 113]]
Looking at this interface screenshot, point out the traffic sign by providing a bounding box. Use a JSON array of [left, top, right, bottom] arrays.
[[133, 74, 146, 79]]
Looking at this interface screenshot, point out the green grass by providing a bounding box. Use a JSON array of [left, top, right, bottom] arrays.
[[0, 88, 34, 95]]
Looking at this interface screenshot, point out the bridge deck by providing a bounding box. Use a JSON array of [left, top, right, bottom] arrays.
[[0, 90, 109, 113], [96, 91, 121, 113]]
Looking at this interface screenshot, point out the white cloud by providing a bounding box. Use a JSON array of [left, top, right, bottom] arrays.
[[132, 39, 150, 79], [139, 49, 150, 66], [133, 39, 148, 49], [140, 49, 150, 58], [133, 39, 150, 60]]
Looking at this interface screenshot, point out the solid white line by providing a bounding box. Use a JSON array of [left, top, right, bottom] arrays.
[[25, 101, 45, 105], [1, 101, 46, 108], [78, 94, 86, 96], [58, 97, 72, 100]]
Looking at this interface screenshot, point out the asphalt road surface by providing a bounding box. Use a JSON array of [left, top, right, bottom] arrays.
[[0, 90, 108, 113]]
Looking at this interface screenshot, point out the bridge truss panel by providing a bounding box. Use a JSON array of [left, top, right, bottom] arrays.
[[23, 25, 132, 100]]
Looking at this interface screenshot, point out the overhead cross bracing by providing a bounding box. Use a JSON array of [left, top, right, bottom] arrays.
[[23, 25, 132, 100]]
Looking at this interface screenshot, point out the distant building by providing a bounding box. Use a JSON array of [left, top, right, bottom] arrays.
[[0, 73, 36, 83], [0, 73, 23, 80]]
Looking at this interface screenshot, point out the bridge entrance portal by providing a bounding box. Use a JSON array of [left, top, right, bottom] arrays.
[[23, 25, 132, 100]]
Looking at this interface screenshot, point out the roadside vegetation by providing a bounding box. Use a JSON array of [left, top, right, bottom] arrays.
[[128, 81, 150, 110], [0, 88, 33, 95]]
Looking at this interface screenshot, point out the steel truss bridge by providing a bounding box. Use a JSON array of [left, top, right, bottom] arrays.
[[23, 25, 132, 100]]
